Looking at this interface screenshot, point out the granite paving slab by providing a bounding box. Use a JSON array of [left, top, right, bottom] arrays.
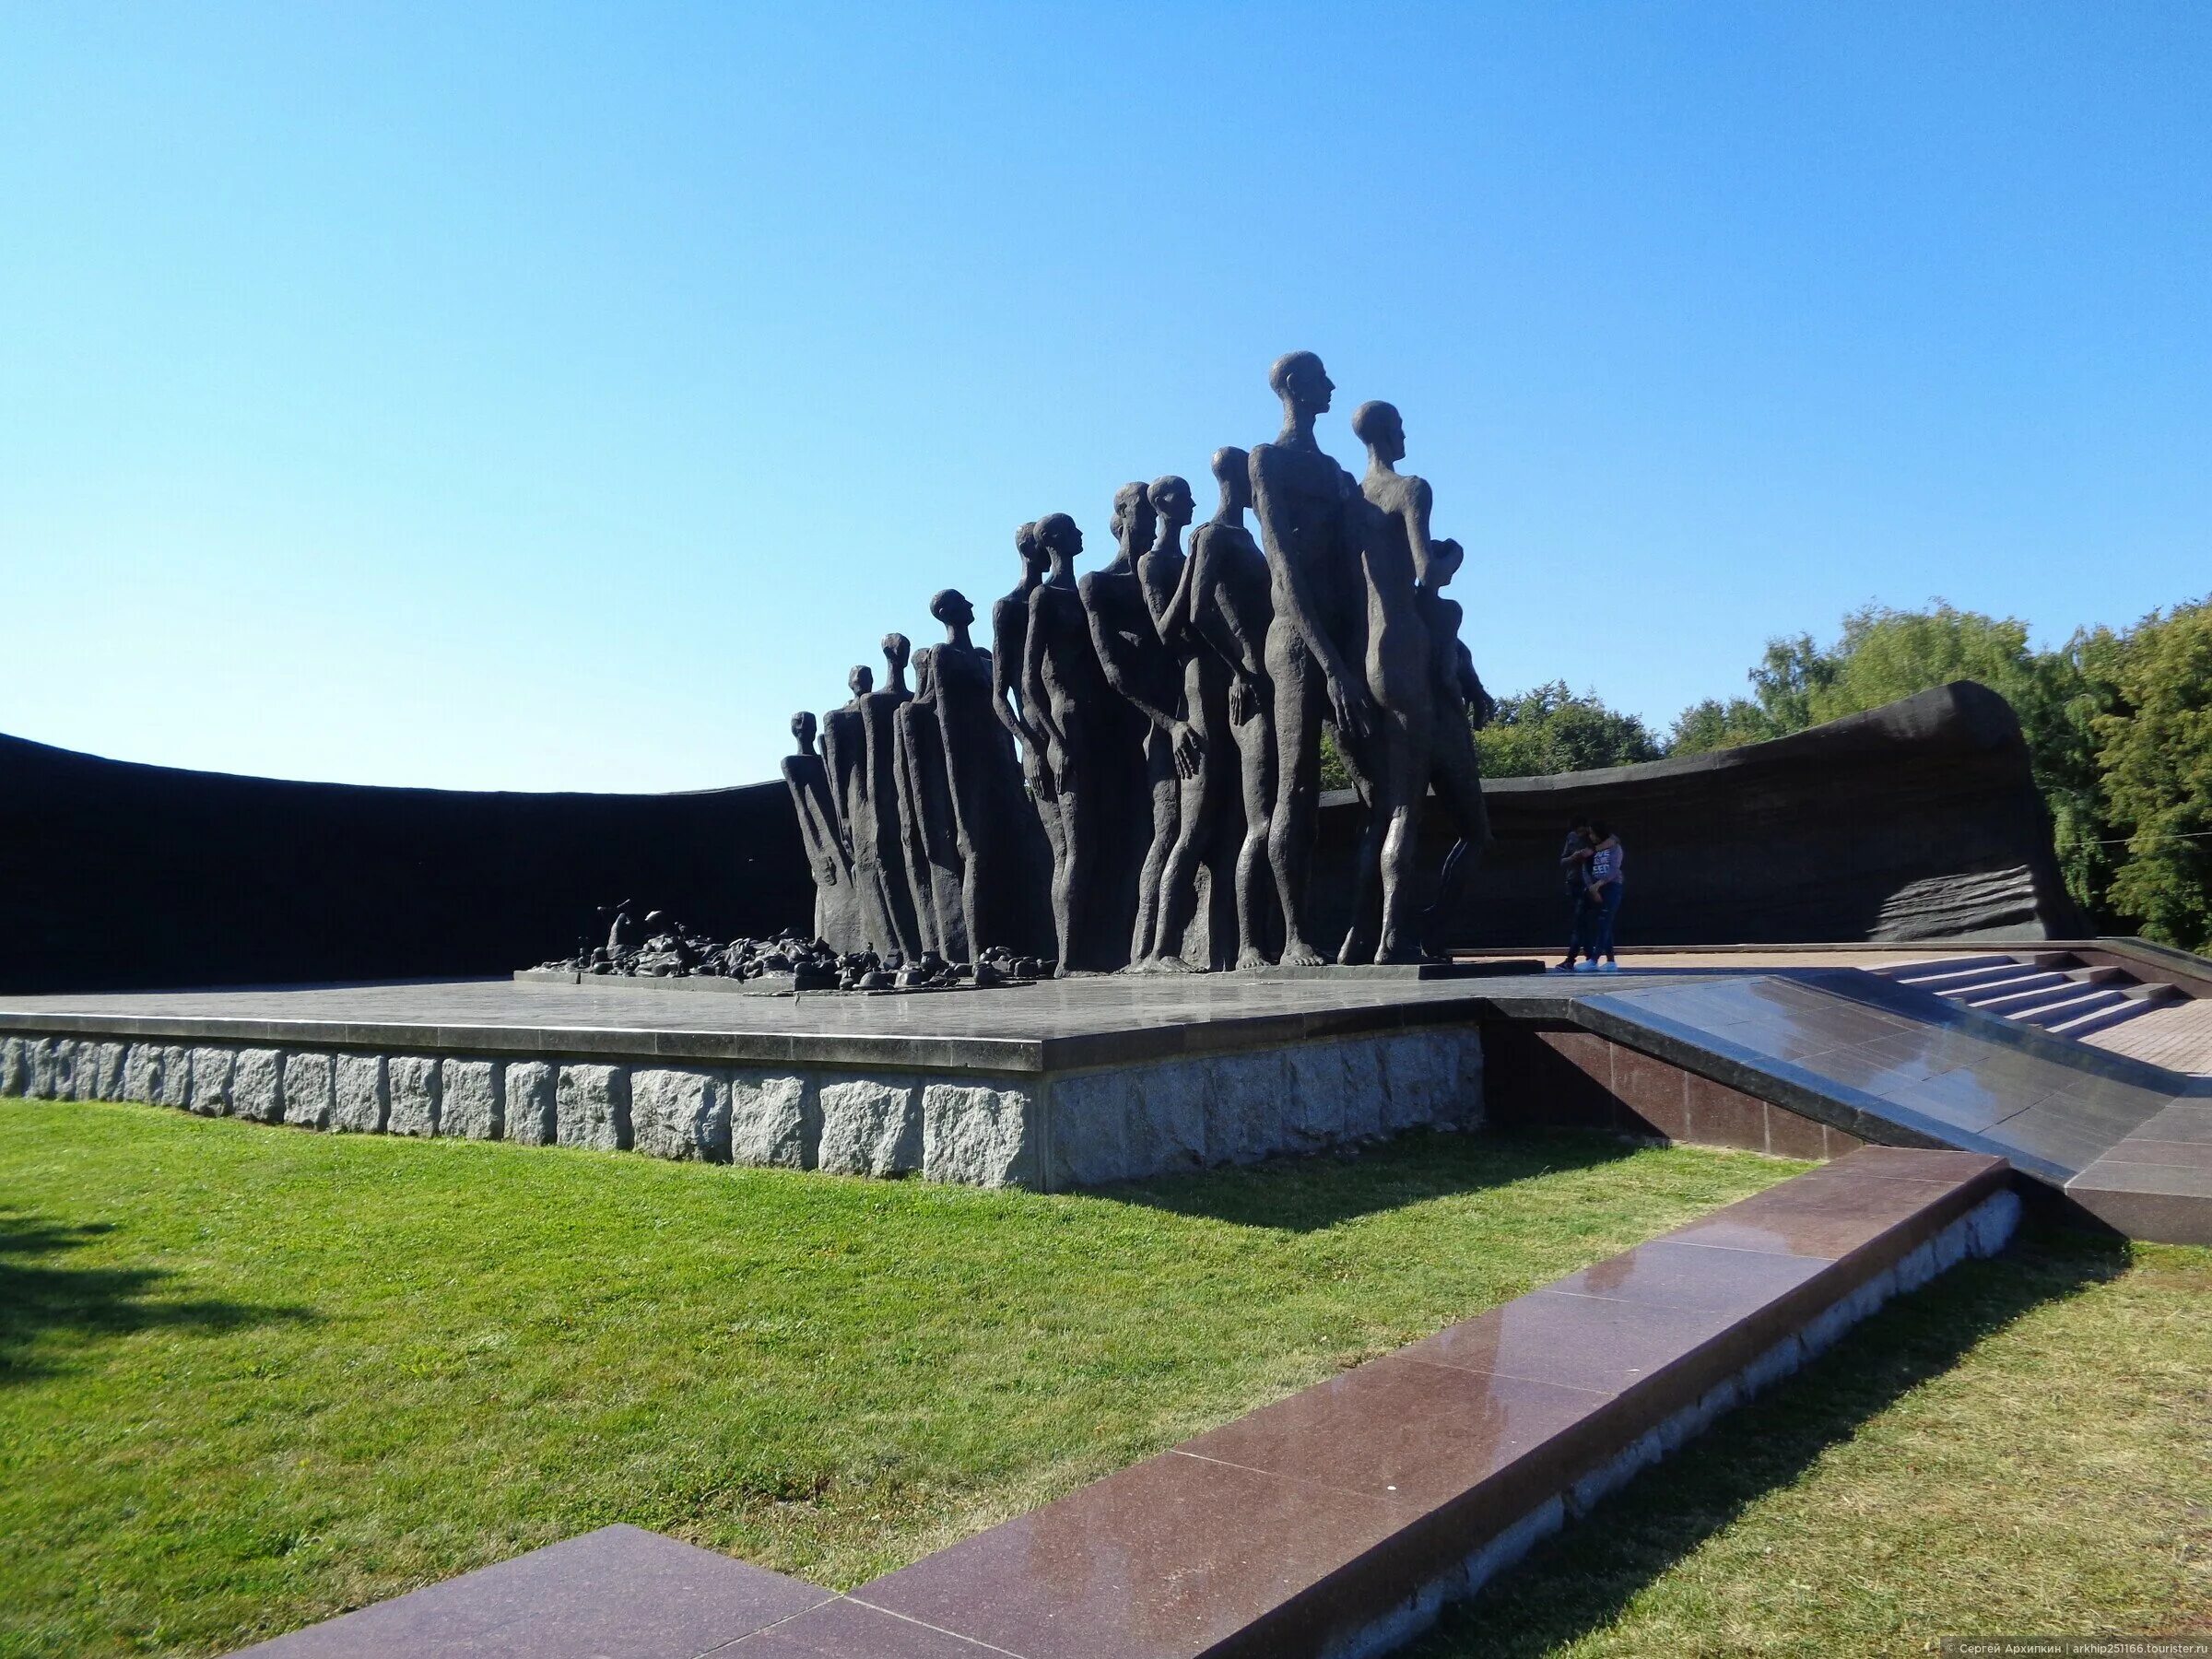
[[2065, 1096, 2212, 1243], [233, 1524, 829, 1657], [0, 971, 1681, 1075], [726, 1596, 1009, 1653]]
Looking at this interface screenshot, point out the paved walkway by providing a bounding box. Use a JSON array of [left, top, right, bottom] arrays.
[[2082, 996, 2212, 1075]]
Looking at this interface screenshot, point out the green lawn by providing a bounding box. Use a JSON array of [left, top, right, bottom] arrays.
[[0, 1097, 1798, 1658], [1412, 1226, 2212, 1656]]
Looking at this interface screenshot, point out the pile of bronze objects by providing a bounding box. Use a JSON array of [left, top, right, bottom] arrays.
[[538, 905, 1049, 994]]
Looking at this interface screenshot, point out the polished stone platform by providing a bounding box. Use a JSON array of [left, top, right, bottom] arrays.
[[4, 966, 2206, 1233], [0, 975, 1603, 1188], [230, 1150, 2017, 1658], [0, 971, 1644, 1075]]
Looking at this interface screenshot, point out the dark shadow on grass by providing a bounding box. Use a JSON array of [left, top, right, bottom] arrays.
[[1102, 1126, 1641, 1232], [1404, 1222, 2134, 1658], [0, 1206, 318, 1385]]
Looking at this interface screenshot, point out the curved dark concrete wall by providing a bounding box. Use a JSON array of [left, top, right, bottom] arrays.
[[1309, 679, 2084, 950], [0, 735, 809, 992], [0, 680, 2077, 992]]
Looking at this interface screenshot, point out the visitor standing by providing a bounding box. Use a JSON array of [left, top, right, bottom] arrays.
[[1580, 821, 1625, 972], [1553, 817, 1595, 971]]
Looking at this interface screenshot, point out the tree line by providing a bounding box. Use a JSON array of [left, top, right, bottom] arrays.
[[1329, 597, 2212, 951]]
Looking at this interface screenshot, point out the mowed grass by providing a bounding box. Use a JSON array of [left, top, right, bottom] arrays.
[[0, 1097, 1797, 1657], [1412, 1226, 2212, 1656]]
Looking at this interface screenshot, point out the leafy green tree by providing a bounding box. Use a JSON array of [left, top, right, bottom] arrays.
[[2090, 599, 2212, 951], [1318, 729, 1353, 792], [1749, 633, 1842, 732], [1672, 602, 2112, 914], [1666, 634, 1839, 754], [1805, 604, 2111, 916], [1322, 681, 1661, 784], [1476, 682, 1664, 777], [1667, 696, 1778, 755], [1807, 605, 2033, 720]]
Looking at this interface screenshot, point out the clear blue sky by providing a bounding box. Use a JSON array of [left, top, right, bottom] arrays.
[[5, 2, 2206, 792]]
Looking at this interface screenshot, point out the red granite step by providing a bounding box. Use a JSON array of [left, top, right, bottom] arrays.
[[234, 1524, 831, 1657], [849, 1147, 2015, 1659]]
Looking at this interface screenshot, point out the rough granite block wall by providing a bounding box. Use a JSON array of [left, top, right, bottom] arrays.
[[122, 1042, 163, 1106], [629, 1067, 729, 1161], [151, 1045, 193, 1108], [818, 1077, 923, 1176], [65, 1041, 106, 1101], [0, 1021, 1489, 1192], [556, 1064, 629, 1151], [440, 1059, 503, 1140], [922, 1082, 1037, 1186], [230, 1048, 285, 1123], [90, 1041, 130, 1101], [386, 1056, 441, 1137], [283, 1052, 335, 1129], [31, 1038, 75, 1101], [1041, 1028, 1486, 1191], [188, 1046, 234, 1116], [506, 1061, 557, 1146], [730, 1072, 813, 1169], [333, 1054, 387, 1133]]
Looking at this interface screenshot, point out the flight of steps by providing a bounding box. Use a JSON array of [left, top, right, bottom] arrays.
[[1871, 950, 2187, 1040]]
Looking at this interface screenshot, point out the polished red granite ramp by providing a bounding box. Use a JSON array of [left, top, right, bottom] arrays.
[[231, 1150, 2016, 1659]]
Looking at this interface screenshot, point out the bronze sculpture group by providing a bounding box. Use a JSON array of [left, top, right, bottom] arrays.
[[783, 352, 1493, 976]]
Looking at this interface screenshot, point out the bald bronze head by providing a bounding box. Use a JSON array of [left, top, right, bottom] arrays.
[[1112, 481, 1157, 561], [1269, 349, 1334, 418], [1147, 475, 1193, 531], [1351, 398, 1405, 465], [1033, 512, 1083, 571], [1210, 445, 1252, 515]]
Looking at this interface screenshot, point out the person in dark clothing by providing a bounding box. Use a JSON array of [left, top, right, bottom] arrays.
[[1553, 817, 1595, 971]]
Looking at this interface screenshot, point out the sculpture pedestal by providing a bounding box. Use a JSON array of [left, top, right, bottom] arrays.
[[0, 974, 1532, 1190]]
